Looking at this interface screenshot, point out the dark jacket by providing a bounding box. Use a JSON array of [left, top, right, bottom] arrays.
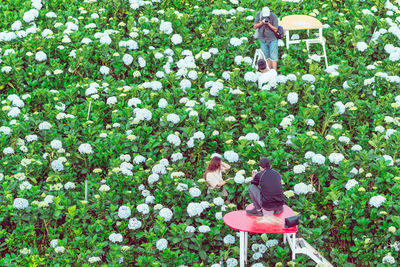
[[251, 169, 285, 210]]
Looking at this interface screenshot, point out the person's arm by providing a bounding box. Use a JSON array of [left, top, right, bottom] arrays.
[[266, 15, 279, 32], [220, 162, 231, 172], [251, 172, 261, 186], [254, 21, 265, 29], [216, 180, 226, 187], [265, 21, 278, 32], [253, 13, 264, 29]]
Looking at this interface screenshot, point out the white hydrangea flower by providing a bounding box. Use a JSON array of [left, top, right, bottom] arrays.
[[107, 96, 117, 105], [158, 98, 168, 108], [160, 20, 173, 34], [224, 151, 239, 163], [64, 182, 75, 190], [19, 181, 32, 190], [109, 232, 123, 243], [51, 160, 64, 172], [13, 198, 29, 209], [280, 115, 294, 129], [51, 140, 62, 149], [123, 54, 133, 65], [35, 51, 47, 62], [375, 126, 385, 133], [134, 108, 152, 121], [3, 147, 14, 154], [369, 195, 386, 208], [244, 133, 259, 141], [244, 72, 258, 82], [338, 136, 350, 144], [385, 129, 396, 139], [39, 121, 52, 130], [156, 238, 168, 250], [335, 101, 346, 114], [198, 225, 211, 233], [293, 165, 306, 174], [311, 154, 325, 165], [166, 113, 180, 124], [294, 183, 308, 195], [382, 254, 395, 264], [99, 184, 110, 192], [159, 208, 173, 222], [54, 246, 65, 254], [302, 74, 316, 83], [88, 257, 101, 264], [213, 197, 224, 206], [189, 187, 201, 198], [78, 143, 93, 154], [345, 179, 359, 190], [152, 164, 166, 175], [133, 155, 146, 164], [351, 145, 362, 151], [287, 92, 298, 104], [167, 134, 181, 146], [223, 234, 235, 244], [305, 119, 315, 126], [187, 202, 204, 217], [118, 206, 131, 219], [137, 203, 150, 214], [100, 66, 110, 75], [382, 155, 394, 166], [266, 239, 279, 248], [171, 34, 182, 44], [128, 217, 142, 230], [148, 173, 159, 184], [328, 153, 345, 164], [356, 41, 368, 52]]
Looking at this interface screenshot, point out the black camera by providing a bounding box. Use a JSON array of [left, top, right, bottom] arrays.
[[262, 17, 270, 23]]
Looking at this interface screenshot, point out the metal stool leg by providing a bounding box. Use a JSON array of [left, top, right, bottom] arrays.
[[240, 231, 245, 267], [292, 233, 296, 260], [286, 30, 290, 50], [322, 42, 328, 68], [244, 232, 248, 263]]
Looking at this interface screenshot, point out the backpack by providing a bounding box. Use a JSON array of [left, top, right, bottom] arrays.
[[274, 25, 285, 39]]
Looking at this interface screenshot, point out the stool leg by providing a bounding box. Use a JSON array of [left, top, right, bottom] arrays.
[[240, 231, 245, 267], [286, 31, 290, 50], [283, 233, 287, 244], [292, 233, 296, 260], [244, 232, 248, 262], [322, 42, 328, 68]]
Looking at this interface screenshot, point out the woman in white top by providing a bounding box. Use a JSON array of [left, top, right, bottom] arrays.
[[204, 156, 231, 196]]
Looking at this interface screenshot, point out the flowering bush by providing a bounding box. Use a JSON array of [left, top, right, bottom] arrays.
[[0, 0, 400, 266]]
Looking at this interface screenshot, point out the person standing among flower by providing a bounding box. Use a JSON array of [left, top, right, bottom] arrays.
[[253, 7, 279, 71], [246, 157, 285, 216], [204, 155, 231, 197]]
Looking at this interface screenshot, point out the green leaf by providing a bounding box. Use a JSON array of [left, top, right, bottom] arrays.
[[68, 205, 77, 217]]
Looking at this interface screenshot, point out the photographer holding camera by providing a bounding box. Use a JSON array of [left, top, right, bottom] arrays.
[[254, 7, 279, 71]]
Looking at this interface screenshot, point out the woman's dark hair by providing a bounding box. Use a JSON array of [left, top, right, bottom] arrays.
[[203, 156, 222, 178]]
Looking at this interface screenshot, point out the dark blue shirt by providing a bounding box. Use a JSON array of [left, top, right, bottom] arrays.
[[251, 169, 285, 209]]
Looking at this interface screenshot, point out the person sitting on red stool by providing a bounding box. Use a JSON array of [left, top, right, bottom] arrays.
[[246, 157, 285, 217]]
